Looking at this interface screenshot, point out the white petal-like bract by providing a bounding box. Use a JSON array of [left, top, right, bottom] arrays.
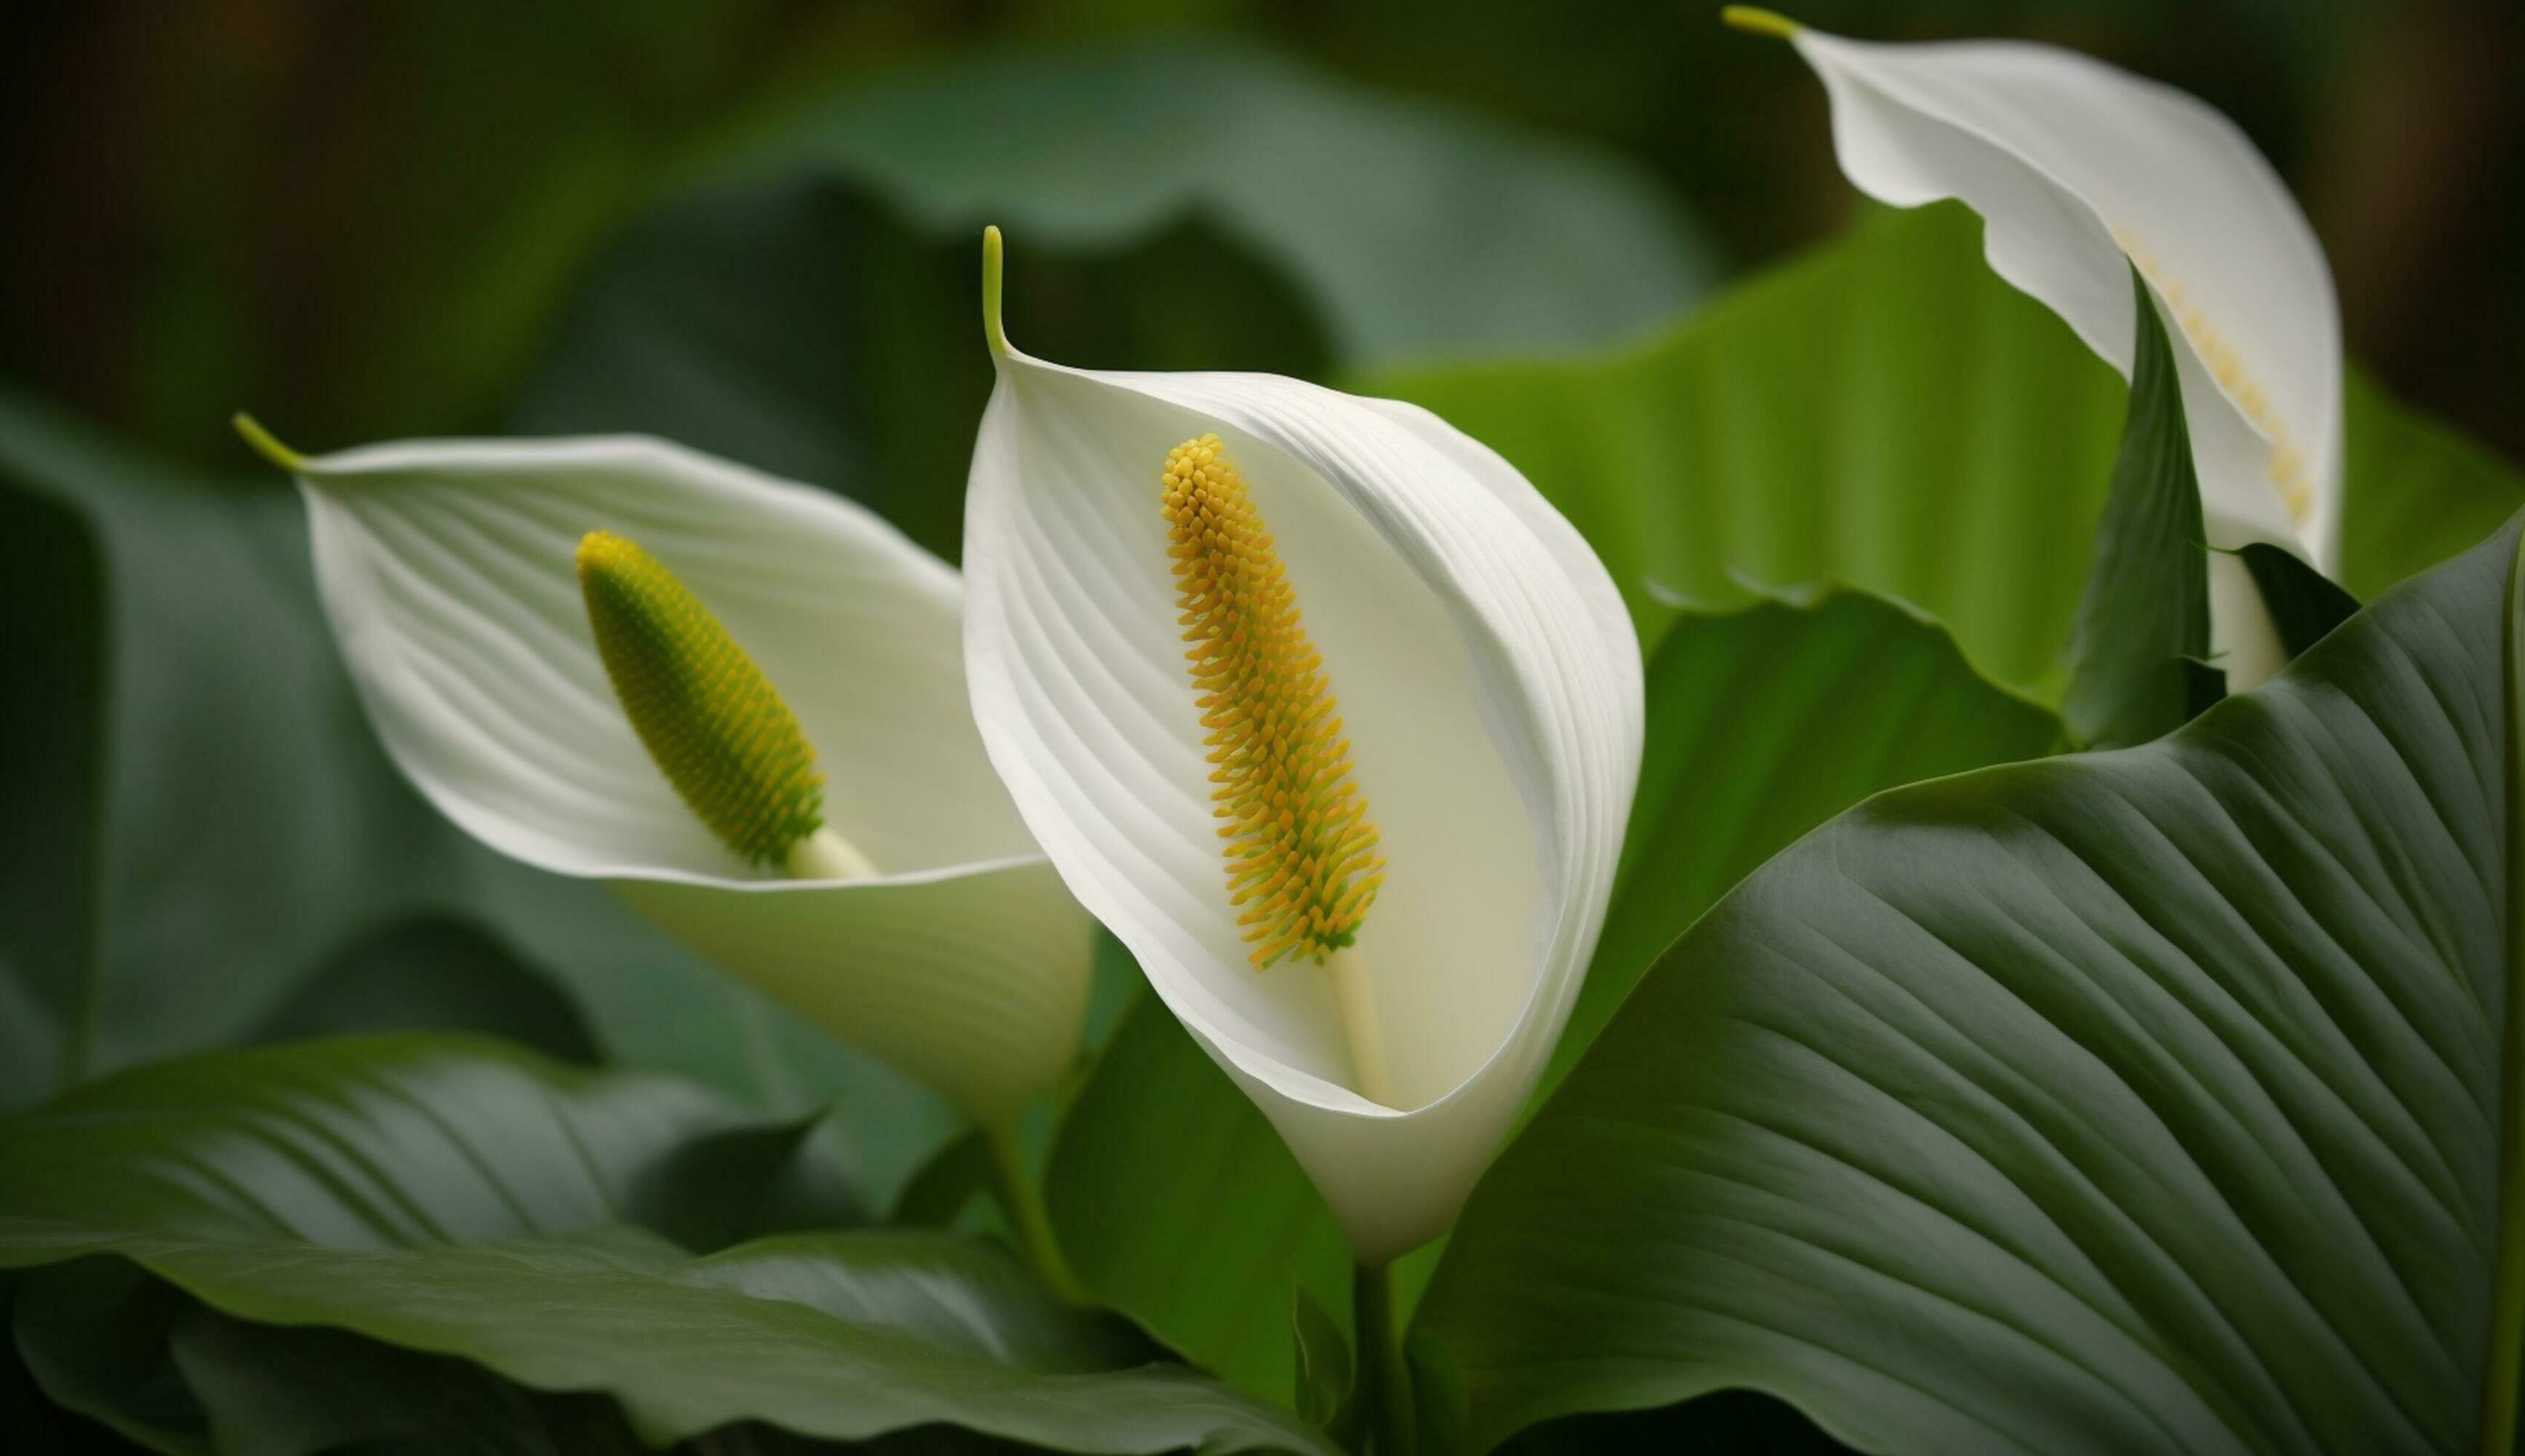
[[961, 243, 1643, 1262], [288, 434, 1092, 1117], [1772, 19, 2343, 683]]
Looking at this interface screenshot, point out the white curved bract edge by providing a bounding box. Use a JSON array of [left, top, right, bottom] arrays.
[[1784, 25, 2344, 684], [962, 332, 1642, 1263], [291, 435, 1092, 1117]]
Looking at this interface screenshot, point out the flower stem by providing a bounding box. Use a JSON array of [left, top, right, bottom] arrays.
[[982, 1117, 1088, 1304], [1351, 1259, 1414, 1455]]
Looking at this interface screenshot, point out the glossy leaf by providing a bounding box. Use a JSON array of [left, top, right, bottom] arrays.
[[1546, 590, 2061, 1097], [2239, 542, 2362, 659], [2060, 269, 2216, 748], [0, 1036, 1328, 1455], [1415, 516, 2525, 1453], [1046, 589, 2061, 1391]]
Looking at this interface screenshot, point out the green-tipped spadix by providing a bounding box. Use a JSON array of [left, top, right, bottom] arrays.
[[576, 530, 869, 877]]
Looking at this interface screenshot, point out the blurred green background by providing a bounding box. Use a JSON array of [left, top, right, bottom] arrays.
[[6, 0, 2521, 467], [3, 0, 2520, 1200]]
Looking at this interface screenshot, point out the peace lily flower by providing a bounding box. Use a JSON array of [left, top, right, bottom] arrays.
[[1726, 7, 2344, 687], [233, 419, 1095, 1214], [958, 228, 1645, 1279]]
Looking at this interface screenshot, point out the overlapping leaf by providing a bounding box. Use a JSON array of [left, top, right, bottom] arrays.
[[0, 1036, 1328, 1455], [1370, 202, 2525, 696], [1415, 516, 2525, 1455]]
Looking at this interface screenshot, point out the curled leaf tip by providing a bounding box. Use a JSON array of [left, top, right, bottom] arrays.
[[1720, 5, 1801, 39], [982, 224, 1008, 357], [576, 528, 827, 868], [230, 412, 306, 472]]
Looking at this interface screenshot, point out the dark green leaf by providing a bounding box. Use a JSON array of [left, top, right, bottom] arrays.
[[247, 915, 598, 1066], [631, 1117, 866, 1255], [2061, 270, 2215, 748], [519, 39, 1716, 562], [1494, 1391, 1851, 1455], [0, 1036, 1326, 1455], [170, 1309, 646, 1456], [1546, 591, 2061, 1096], [694, 38, 1716, 374], [1416, 515, 2525, 1453], [0, 483, 103, 1105], [2240, 542, 2362, 659], [1046, 995, 1349, 1403], [1046, 592, 2061, 1401], [895, 1129, 994, 1228], [13, 1261, 205, 1454], [0, 1035, 832, 1250]]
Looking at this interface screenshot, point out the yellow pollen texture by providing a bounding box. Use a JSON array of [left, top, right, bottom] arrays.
[[576, 530, 825, 867], [2113, 227, 2313, 523], [1161, 435, 1384, 969]]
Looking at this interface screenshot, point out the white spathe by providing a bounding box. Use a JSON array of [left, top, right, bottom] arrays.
[[1773, 19, 2344, 686], [288, 434, 1092, 1119], [960, 241, 1644, 1264]]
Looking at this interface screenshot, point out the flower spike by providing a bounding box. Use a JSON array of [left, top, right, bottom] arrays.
[[577, 530, 864, 877], [1163, 435, 1384, 969]]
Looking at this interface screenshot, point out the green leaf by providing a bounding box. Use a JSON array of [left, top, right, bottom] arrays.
[[1367, 202, 2525, 703], [1546, 591, 2061, 1097], [1493, 1391, 1850, 1455], [0, 1036, 1329, 1455], [13, 1261, 205, 1454], [245, 914, 598, 1066], [0, 481, 103, 1106], [2061, 270, 2216, 748], [1367, 202, 2129, 693], [2341, 370, 2525, 599], [895, 1128, 994, 1228], [1414, 514, 2525, 1453], [1046, 994, 1351, 1403], [169, 1310, 646, 1456], [1042, 591, 2049, 1402], [0, 1035, 844, 1252], [2240, 542, 2363, 659], [702, 38, 1717, 372], [1293, 1284, 1354, 1432], [519, 37, 1716, 560]]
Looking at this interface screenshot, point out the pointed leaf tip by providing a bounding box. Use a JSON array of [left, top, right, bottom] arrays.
[[982, 224, 1008, 357], [1720, 6, 1801, 39], [230, 412, 305, 472]]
